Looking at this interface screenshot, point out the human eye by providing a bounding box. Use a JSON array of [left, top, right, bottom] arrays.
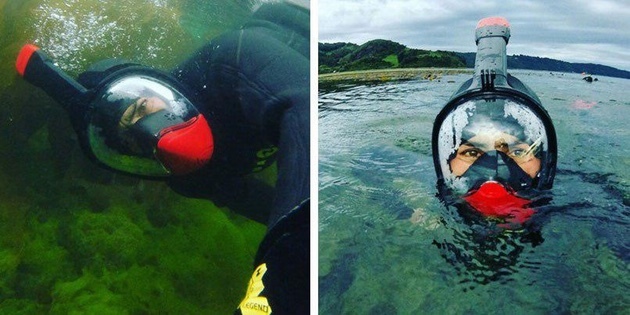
[[463, 149, 480, 157], [457, 146, 484, 162], [508, 148, 526, 158], [509, 140, 541, 162], [135, 99, 148, 115]]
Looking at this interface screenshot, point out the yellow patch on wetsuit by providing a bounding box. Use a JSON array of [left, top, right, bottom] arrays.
[[238, 263, 272, 315], [252, 146, 278, 173]]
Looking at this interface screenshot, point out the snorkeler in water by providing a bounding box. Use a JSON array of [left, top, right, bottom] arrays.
[[432, 17, 557, 228], [16, 1, 309, 314]]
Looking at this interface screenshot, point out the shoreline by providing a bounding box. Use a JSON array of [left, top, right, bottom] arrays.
[[318, 68, 473, 83]]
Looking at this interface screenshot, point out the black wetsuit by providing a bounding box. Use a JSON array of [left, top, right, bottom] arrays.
[[170, 2, 310, 314], [72, 2, 309, 312]]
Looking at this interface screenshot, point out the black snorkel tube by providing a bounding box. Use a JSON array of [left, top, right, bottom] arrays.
[[472, 17, 510, 89], [447, 17, 543, 104], [16, 45, 142, 167], [16, 44, 90, 110], [16, 44, 100, 160], [16, 44, 110, 168], [432, 17, 557, 194]]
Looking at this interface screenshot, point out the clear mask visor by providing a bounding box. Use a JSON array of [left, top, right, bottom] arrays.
[[437, 95, 549, 193], [87, 75, 200, 176]]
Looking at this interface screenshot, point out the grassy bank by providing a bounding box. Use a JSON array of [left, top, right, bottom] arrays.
[[319, 68, 473, 83]]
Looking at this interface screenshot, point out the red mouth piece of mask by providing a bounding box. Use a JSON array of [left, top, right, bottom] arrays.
[[463, 181, 534, 225]]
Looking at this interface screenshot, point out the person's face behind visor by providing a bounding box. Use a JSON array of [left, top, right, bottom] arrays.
[[436, 95, 549, 195], [450, 130, 542, 178], [88, 75, 213, 177], [114, 95, 171, 156], [119, 96, 169, 128]]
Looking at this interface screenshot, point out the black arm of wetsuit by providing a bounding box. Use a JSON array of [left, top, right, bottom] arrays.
[[172, 3, 311, 314], [234, 200, 310, 315], [172, 1, 310, 226]]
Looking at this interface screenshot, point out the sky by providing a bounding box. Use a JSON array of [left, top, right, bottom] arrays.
[[318, 0, 630, 71]]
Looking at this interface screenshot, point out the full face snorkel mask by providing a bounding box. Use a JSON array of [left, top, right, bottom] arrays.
[[16, 44, 214, 177], [432, 17, 557, 224]]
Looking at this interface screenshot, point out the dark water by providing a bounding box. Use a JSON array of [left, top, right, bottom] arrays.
[[319, 71, 629, 314], [0, 0, 270, 313]]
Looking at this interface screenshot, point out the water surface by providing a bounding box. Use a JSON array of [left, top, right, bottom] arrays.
[[319, 71, 629, 314]]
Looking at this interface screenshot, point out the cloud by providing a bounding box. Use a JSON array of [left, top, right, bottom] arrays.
[[318, 0, 630, 70]]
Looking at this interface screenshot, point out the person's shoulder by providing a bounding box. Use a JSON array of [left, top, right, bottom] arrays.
[[247, 1, 309, 34]]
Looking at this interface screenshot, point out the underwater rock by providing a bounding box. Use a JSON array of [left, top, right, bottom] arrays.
[[395, 136, 431, 155]]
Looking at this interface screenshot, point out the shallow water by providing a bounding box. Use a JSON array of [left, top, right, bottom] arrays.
[[0, 0, 269, 313], [319, 71, 629, 314]]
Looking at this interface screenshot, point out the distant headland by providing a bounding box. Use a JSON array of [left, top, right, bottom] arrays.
[[319, 39, 630, 81]]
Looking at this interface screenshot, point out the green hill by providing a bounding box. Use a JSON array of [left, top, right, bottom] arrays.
[[319, 39, 466, 74], [320, 40, 630, 80]]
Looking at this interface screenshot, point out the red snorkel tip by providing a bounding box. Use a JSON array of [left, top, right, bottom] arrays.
[[16, 44, 40, 76], [476, 17, 510, 29], [475, 16, 511, 45]]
